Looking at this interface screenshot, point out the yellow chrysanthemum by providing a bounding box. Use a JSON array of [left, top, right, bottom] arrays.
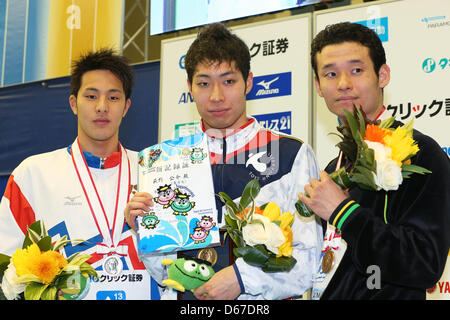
[[12, 243, 41, 277], [33, 252, 65, 284], [262, 202, 281, 221], [11, 243, 67, 284], [278, 212, 294, 230], [277, 241, 293, 258], [260, 202, 295, 257], [383, 126, 419, 166]]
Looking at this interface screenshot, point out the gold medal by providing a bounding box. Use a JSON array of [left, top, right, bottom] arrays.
[[197, 248, 218, 266], [322, 250, 335, 274]]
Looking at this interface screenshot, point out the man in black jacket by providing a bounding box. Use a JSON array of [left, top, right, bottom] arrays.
[[298, 22, 450, 299]]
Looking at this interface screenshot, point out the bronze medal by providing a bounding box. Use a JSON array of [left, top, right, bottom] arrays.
[[322, 250, 335, 274], [197, 248, 218, 266]]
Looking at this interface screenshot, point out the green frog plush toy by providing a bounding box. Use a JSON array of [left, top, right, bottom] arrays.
[[162, 256, 215, 292]]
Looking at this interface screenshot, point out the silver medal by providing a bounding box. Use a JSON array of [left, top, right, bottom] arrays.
[[102, 255, 123, 276]]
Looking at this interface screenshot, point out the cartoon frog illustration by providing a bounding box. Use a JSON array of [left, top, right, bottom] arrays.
[[154, 184, 179, 208], [140, 213, 160, 229], [170, 192, 195, 215], [190, 148, 206, 164], [161, 257, 214, 292]]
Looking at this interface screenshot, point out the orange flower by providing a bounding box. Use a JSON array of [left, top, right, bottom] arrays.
[[364, 124, 392, 144], [240, 206, 264, 219]]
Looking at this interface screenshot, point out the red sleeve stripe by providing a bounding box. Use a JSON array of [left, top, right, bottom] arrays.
[[3, 175, 36, 235]]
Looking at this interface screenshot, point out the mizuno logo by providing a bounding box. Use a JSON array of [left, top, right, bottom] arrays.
[[247, 72, 291, 100], [257, 77, 279, 90], [64, 195, 82, 206]]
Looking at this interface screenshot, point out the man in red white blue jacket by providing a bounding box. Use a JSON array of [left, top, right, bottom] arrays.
[[125, 23, 322, 300], [0, 50, 159, 300]]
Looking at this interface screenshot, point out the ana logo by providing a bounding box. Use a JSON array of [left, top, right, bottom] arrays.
[[422, 58, 436, 73], [355, 17, 389, 42], [178, 91, 195, 104], [247, 72, 291, 100]]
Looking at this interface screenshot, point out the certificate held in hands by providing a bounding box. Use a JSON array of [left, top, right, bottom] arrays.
[[136, 133, 219, 257]]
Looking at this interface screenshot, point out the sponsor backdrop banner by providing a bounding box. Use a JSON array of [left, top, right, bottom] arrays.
[[159, 14, 312, 144], [314, 0, 450, 300], [0, 0, 124, 87]]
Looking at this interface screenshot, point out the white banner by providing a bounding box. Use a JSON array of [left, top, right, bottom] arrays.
[[159, 14, 312, 144], [314, 0, 450, 300]]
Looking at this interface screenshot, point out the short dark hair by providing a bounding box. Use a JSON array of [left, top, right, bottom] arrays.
[[311, 22, 386, 79], [185, 23, 251, 83], [70, 48, 134, 99]]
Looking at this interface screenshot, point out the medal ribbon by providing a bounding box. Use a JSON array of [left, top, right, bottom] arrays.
[[71, 137, 131, 255]]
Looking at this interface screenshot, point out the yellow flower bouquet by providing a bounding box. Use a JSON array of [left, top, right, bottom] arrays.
[[0, 220, 97, 300], [219, 179, 297, 272], [296, 106, 431, 220]]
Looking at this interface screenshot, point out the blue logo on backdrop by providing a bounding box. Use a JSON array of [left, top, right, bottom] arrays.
[[179, 55, 185, 69], [356, 17, 389, 42], [253, 111, 292, 135], [247, 72, 291, 100], [422, 58, 436, 73], [442, 146, 450, 157]]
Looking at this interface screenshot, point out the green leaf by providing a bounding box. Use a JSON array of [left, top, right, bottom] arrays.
[[233, 245, 269, 266], [59, 287, 81, 295], [262, 256, 297, 273], [224, 228, 245, 248], [24, 282, 48, 300], [402, 171, 414, 179], [379, 116, 395, 129], [330, 167, 353, 189], [66, 254, 91, 267], [402, 164, 432, 175], [37, 236, 53, 252], [0, 254, 11, 279], [354, 107, 366, 139], [28, 220, 44, 235], [249, 218, 266, 230], [79, 263, 98, 278], [336, 140, 357, 163], [403, 119, 414, 137], [23, 228, 41, 248], [238, 179, 260, 212], [244, 201, 255, 222], [218, 192, 239, 214], [224, 212, 238, 230], [224, 203, 241, 223], [41, 286, 58, 300], [350, 171, 377, 191], [343, 109, 362, 145], [16, 274, 42, 284], [295, 200, 314, 217]]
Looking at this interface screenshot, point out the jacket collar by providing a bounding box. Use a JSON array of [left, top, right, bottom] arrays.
[[201, 117, 261, 155]]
